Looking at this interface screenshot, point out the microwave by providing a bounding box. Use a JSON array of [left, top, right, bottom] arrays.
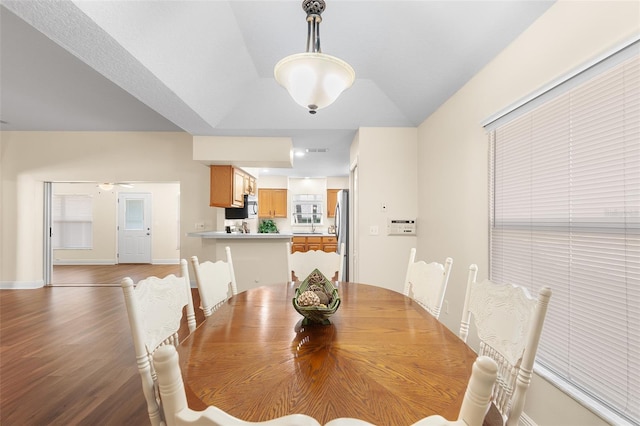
[[247, 195, 258, 218], [225, 194, 258, 219]]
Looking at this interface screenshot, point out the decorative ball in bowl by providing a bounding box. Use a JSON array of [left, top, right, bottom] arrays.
[[292, 269, 340, 325]]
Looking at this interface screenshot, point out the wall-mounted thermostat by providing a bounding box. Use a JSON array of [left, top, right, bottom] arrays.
[[387, 219, 416, 235]]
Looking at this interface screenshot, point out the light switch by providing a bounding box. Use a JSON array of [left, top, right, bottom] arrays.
[[370, 225, 379, 235]]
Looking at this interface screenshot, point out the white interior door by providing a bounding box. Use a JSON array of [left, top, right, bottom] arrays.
[[118, 192, 152, 264]]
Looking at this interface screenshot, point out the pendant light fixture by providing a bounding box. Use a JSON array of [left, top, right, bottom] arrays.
[[274, 0, 355, 114]]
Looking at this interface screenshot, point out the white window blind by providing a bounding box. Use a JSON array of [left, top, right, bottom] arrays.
[[489, 47, 639, 425], [53, 194, 93, 249]]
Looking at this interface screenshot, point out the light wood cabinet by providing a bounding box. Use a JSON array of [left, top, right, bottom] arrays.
[[327, 189, 341, 218], [233, 168, 245, 206], [210, 165, 256, 208], [321, 236, 338, 253], [306, 236, 322, 251], [291, 237, 307, 253], [258, 189, 288, 218], [244, 175, 256, 196], [290, 236, 338, 253]]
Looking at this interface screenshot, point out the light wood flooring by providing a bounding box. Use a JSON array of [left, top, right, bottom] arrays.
[[0, 279, 204, 425]]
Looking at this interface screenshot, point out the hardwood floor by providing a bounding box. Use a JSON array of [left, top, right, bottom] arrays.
[[52, 264, 182, 286], [0, 285, 203, 425]]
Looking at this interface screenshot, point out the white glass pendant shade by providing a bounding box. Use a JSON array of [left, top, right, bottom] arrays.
[[274, 52, 355, 113]]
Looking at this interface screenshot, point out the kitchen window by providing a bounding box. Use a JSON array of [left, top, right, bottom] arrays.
[[292, 194, 323, 225]]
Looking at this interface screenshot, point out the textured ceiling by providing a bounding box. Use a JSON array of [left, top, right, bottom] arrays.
[[0, 0, 554, 177]]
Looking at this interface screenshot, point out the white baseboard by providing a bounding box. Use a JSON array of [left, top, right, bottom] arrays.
[[1, 280, 45, 290], [520, 412, 538, 426], [53, 259, 116, 265]]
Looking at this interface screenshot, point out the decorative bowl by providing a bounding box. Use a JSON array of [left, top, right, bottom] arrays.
[[292, 269, 340, 325]]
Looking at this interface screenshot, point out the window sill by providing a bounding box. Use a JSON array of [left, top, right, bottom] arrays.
[[534, 363, 635, 426]]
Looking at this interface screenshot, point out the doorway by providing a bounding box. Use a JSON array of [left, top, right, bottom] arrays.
[[46, 181, 181, 286]]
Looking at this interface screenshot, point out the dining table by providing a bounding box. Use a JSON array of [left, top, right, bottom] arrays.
[[177, 281, 480, 425]]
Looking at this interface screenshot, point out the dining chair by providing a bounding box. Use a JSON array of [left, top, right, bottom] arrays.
[[121, 259, 197, 426], [403, 248, 453, 319], [323, 356, 498, 426], [286, 242, 344, 283], [152, 344, 322, 426], [190, 246, 238, 317], [459, 264, 552, 426]]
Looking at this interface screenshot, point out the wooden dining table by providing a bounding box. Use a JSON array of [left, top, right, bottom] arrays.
[[177, 281, 480, 425]]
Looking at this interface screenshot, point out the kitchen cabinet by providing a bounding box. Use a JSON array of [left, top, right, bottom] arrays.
[[321, 236, 338, 253], [210, 165, 256, 208], [244, 175, 256, 196], [233, 169, 245, 206], [291, 236, 338, 253], [327, 189, 341, 218], [291, 237, 307, 253], [306, 236, 322, 251], [258, 189, 287, 218]]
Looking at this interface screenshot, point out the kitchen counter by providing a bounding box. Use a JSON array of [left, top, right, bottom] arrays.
[[291, 233, 336, 237], [187, 231, 338, 292], [188, 231, 293, 239], [188, 231, 292, 291]]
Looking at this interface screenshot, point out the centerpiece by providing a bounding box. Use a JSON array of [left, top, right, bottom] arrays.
[[292, 269, 340, 325]]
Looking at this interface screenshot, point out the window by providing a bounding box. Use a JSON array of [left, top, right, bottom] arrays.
[[292, 194, 324, 225], [53, 194, 93, 249], [487, 42, 639, 425]]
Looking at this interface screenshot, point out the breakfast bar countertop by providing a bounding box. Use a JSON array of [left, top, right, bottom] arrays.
[[187, 231, 294, 239]]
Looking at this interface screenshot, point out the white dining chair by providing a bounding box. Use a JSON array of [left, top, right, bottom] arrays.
[[152, 344, 322, 426], [403, 248, 453, 319], [286, 242, 344, 283], [121, 259, 197, 426], [190, 246, 238, 317], [459, 264, 552, 426], [324, 356, 498, 426]]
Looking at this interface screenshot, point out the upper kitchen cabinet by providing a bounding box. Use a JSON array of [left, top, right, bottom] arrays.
[[327, 189, 341, 218], [244, 175, 256, 196], [258, 188, 288, 218], [210, 165, 256, 208]]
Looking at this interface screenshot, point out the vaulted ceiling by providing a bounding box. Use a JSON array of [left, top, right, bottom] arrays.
[[0, 0, 554, 177]]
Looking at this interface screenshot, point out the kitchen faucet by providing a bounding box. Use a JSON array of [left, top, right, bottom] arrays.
[[311, 221, 316, 233]]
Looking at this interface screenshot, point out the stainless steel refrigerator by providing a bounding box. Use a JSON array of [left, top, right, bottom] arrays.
[[334, 189, 349, 281]]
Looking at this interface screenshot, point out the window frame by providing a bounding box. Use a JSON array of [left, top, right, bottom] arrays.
[[52, 194, 94, 250], [485, 39, 639, 426]]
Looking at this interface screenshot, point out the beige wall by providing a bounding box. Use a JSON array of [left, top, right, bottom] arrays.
[[352, 127, 418, 291], [0, 131, 215, 287], [52, 182, 181, 264], [52, 182, 118, 263], [416, 1, 639, 425]]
